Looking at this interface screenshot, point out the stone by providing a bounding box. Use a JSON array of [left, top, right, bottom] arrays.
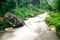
[[4, 12, 25, 28]]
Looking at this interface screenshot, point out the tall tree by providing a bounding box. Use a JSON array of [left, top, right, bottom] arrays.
[[0, 0, 6, 16], [0, 0, 16, 16], [32, 0, 40, 8], [40, 0, 53, 11], [55, 0, 60, 11]]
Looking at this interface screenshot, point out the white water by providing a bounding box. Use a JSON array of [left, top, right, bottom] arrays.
[[0, 13, 59, 40]]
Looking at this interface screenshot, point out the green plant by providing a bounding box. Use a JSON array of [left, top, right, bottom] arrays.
[[10, 7, 40, 19], [45, 12, 60, 36]]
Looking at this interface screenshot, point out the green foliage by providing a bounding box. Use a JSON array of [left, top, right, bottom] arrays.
[[40, 0, 53, 11], [52, 0, 60, 11], [0, 0, 16, 17], [45, 12, 60, 36], [10, 7, 40, 19], [0, 17, 12, 31], [55, 0, 60, 11]]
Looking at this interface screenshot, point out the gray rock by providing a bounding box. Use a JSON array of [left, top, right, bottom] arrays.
[[4, 12, 25, 28]]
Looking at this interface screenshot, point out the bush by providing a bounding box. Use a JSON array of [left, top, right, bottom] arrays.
[[10, 7, 40, 19], [45, 12, 60, 36]]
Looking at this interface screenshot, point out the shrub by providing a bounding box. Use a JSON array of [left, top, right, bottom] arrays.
[[45, 12, 60, 36], [10, 7, 40, 19]]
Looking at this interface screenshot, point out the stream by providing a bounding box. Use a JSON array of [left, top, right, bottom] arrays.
[[0, 13, 60, 40]]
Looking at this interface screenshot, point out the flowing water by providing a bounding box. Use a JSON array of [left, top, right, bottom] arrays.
[[0, 13, 60, 40]]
